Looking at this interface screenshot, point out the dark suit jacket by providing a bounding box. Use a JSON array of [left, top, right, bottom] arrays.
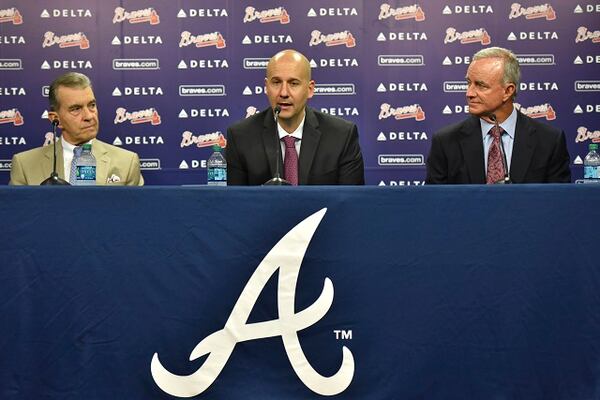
[[426, 111, 571, 184], [226, 107, 364, 185]]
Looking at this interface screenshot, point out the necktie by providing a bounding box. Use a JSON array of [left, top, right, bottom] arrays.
[[69, 146, 82, 184], [486, 126, 505, 184], [282, 135, 299, 186]]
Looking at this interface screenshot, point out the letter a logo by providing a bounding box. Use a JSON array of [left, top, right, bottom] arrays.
[[151, 208, 355, 397]]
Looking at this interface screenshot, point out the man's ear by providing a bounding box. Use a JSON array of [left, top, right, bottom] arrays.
[[503, 83, 516, 102]]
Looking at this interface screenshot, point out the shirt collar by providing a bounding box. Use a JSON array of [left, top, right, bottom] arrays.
[[480, 106, 517, 140], [60, 137, 94, 155], [277, 111, 306, 140]]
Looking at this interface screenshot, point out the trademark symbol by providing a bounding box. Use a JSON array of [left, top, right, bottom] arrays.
[[333, 329, 353, 340]]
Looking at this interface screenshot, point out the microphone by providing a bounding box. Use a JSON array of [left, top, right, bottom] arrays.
[[41, 118, 70, 185], [489, 113, 511, 184], [263, 105, 291, 186]]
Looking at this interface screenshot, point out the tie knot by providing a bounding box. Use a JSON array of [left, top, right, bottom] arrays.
[[282, 135, 296, 148], [73, 146, 83, 157], [489, 126, 503, 139]]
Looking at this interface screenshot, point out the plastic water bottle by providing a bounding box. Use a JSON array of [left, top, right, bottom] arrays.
[[583, 143, 600, 184], [74, 143, 96, 185], [207, 145, 227, 186]]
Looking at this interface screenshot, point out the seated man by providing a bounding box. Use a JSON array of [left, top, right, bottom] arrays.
[[10, 72, 144, 185], [226, 49, 364, 185], [426, 47, 571, 184]]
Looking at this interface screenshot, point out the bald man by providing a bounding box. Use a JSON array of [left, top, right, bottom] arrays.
[[226, 49, 364, 185]]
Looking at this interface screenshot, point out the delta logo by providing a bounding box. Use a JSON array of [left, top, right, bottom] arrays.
[[378, 4, 425, 21], [113, 7, 160, 25], [243, 6, 289, 24], [575, 126, 600, 143], [180, 131, 227, 148], [509, 3, 556, 20], [114, 107, 161, 125], [0, 108, 24, 126], [378, 103, 425, 121], [576, 27, 600, 43], [179, 31, 226, 48], [444, 27, 491, 45], [516, 103, 556, 120], [0, 7, 23, 24], [310, 30, 356, 47], [42, 31, 89, 49]]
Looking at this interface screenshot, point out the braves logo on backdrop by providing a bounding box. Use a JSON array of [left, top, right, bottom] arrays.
[[179, 31, 226, 48], [246, 106, 259, 118], [379, 103, 426, 121], [0, 7, 23, 24], [575, 126, 600, 143], [509, 3, 556, 20], [151, 209, 355, 397], [575, 27, 600, 43], [378, 3, 425, 21], [310, 30, 356, 47], [444, 27, 491, 45], [113, 7, 160, 24], [42, 31, 89, 49], [114, 107, 161, 125], [516, 103, 556, 120], [0, 108, 24, 126], [243, 6, 290, 24], [180, 131, 227, 148]]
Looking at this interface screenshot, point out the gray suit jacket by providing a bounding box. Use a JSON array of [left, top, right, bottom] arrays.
[[226, 107, 364, 185], [426, 111, 571, 184], [10, 139, 144, 185]]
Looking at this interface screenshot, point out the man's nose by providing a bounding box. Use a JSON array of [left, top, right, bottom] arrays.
[[279, 83, 289, 97], [466, 84, 475, 98]]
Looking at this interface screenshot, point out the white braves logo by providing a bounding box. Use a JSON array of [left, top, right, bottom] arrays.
[[151, 208, 355, 397]]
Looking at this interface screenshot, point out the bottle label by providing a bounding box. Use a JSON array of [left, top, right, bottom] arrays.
[[208, 167, 227, 182], [76, 165, 97, 181]]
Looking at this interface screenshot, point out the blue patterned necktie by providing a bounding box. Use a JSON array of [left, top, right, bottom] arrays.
[[69, 146, 83, 184]]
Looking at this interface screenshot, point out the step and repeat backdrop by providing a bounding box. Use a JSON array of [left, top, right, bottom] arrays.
[[0, 1, 599, 185]]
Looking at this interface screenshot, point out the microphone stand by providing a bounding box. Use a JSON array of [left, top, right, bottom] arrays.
[[41, 119, 70, 185], [263, 106, 291, 186], [489, 113, 511, 184]]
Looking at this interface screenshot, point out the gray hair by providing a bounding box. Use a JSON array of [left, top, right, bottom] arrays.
[[472, 47, 520, 98], [48, 72, 93, 111]]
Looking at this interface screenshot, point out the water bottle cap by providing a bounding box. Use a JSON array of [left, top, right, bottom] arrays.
[[212, 144, 221, 152], [82, 143, 92, 151], [590, 143, 598, 151]]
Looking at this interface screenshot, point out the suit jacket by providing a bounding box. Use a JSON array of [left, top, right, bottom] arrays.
[[426, 111, 571, 184], [9, 139, 144, 186], [226, 107, 364, 185]]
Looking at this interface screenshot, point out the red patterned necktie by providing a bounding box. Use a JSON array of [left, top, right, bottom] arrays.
[[282, 135, 299, 186], [486, 126, 505, 184]]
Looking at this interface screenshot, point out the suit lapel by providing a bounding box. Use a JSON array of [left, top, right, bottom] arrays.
[[44, 139, 66, 180], [298, 108, 321, 185], [261, 109, 280, 178], [458, 116, 485, 183], [92, 139, 110, 185], [509, 111, 535, 183]]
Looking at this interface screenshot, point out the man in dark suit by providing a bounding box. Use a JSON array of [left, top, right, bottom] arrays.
[[226, 49, 364, 185], [426, 47, 571, 184]]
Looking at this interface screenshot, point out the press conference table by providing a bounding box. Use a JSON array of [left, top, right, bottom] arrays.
[[1, 185, 598, 400]]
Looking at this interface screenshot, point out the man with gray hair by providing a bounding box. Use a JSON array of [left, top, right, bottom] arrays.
[[10, 72, 144, 185], [426, 47, 570, 184]]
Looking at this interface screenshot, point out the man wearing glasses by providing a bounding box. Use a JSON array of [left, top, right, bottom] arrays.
[[9, 72, 144, 185]]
